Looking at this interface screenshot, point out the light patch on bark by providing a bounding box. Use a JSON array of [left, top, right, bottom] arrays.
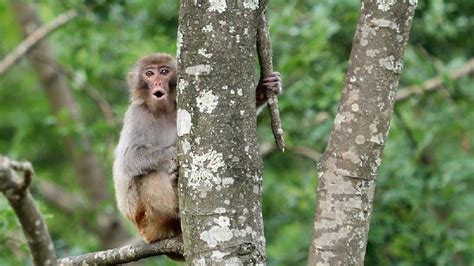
[[342, 147, 361, 165], [396, 34, 404, 43], [187, 149, 225, 189], [177, 29, 183, 58], [348, 89, 360, 104], [186, 64, 212, 76], [182, 139, 191, 154], [356, 135, 366, 145], [315, 226, 351, 247], [379, 55, 403, 74], [376, 0, 396, 11], [243, 0, 259, 10], [203, 24, 214, 33], [178, 78, 189, 94], [409, 0, 418, 6], [177, 109, 192, 136], [366, 49, 379, 58], [198, 48, 213, 58], [334, 112, 355, 130], [222, 177, 234, 186], [378, 102, 385, 111], [351, 104, 359, 112], [232, 225, 256, 238], [208, 0, 227, 13], [237, 88, 243, 96], [199, 216, 233, 248], [193, 257, 206, 266], [366, 64, 374, 74], [197, 90, 219, 113], [211, 250, 228, 260], [215, 207, 226, 214], [359, 24, 376, 46], [334, 114, 344, 129], [370, 133, 384, 145], [371, 18, 399, 32]]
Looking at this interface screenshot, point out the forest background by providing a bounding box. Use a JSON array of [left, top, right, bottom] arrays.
[[0, 0, 473, 265]]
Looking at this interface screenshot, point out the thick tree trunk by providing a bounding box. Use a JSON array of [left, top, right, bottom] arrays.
[[177, 1, 266, 264], [11, 1, 129, 248], [308, 1, 417, 265]]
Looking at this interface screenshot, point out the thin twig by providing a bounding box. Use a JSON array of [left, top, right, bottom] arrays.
[[0, 9, 78, 76], [396, 58, 474, 101], [58, 237, 184, 265], [0, 155, 58, 266], [257, 7, 285, 152]]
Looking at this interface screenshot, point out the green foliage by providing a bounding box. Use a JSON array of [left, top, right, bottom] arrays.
[[0, 0, 473, 265]]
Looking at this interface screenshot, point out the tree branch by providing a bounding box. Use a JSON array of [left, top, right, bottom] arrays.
[[257, 8, 285, 152], [308, 1, 417, 264], [396, 58, 474, 101], [0, 155, 57, 266], [58, 237, 184, 265], [0, 9, 78, 76]]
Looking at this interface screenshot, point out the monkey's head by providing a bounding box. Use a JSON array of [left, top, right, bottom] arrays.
[[128, 53, 177, 114]]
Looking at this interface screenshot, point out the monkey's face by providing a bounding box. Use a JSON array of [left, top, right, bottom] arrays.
[[139, 66, 177, 114], [128, 54, 177, 114]]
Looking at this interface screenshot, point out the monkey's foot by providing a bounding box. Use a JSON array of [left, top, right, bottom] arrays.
[[262, 71, 282, 95], [256, 71, 282, 105], [169, 158, 179, 182]]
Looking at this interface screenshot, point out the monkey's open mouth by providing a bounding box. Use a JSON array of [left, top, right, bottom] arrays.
[[152, 89, 166, 99], [154, 91, 165, 98]]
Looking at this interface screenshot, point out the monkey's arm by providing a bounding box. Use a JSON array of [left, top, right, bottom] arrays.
[[121, 144, 176, 178]]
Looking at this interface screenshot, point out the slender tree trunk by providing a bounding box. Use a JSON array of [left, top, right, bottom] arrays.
[[177, 1, 266, 264], [11, 1, 129, 248], [308, 1, 417, 265]]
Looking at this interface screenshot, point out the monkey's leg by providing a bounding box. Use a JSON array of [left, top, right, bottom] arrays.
[[134, 172, 180, 242]]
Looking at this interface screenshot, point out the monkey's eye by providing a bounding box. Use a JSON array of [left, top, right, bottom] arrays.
[[160, 68, 170, 75], [145, 70, 154, 77]]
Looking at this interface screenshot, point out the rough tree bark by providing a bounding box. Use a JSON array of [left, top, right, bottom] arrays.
[[308, 1, 417, 265], [177, 0, 266, 264], [11, 1, 129, 248]]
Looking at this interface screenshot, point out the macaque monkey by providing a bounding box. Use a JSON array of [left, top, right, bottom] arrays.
[[113, 53, 281, 244]]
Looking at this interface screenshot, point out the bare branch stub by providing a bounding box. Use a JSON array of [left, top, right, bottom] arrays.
[[257, 8, 285, 152]]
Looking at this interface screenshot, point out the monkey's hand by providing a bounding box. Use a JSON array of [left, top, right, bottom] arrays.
[[256, 72, 282, 107], [169, 158, 179, 185]]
